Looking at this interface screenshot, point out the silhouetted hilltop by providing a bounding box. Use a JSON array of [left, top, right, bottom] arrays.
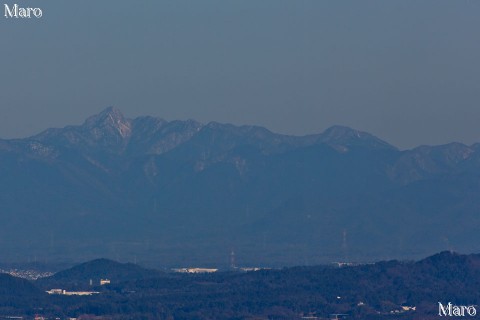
[[38, 258, 163, 290]]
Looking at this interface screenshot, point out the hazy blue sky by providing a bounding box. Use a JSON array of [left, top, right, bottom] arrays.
[[1, 0, 479, 149]]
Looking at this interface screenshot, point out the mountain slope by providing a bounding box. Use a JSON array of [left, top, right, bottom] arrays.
[[0, 273, 46, 310]]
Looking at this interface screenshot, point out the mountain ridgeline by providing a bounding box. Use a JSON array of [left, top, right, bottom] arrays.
[[1, 107, 480, 266]]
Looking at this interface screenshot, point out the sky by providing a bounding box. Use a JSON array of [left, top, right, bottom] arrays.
[[1, 0, 479, 149]]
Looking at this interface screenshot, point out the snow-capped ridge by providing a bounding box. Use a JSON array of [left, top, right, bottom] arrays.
[[319, 125, 397, 151]]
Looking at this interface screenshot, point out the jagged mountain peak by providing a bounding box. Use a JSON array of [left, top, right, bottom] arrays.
[[85, 106, 125, 124], [204, 121, 273, 136], [322, 125, 363, 138], [319, 125, 397, 151], [322, 125, 375, 142], [83, 107, 132, 139]]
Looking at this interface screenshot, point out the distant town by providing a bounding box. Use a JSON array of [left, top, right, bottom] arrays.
[[0, 269, 53, 281]]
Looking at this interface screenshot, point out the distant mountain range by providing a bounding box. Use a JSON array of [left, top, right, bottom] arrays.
[[1, 107, 480, 266]]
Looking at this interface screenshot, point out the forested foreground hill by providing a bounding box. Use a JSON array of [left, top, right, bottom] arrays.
[[1, 251, 479, 319]]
